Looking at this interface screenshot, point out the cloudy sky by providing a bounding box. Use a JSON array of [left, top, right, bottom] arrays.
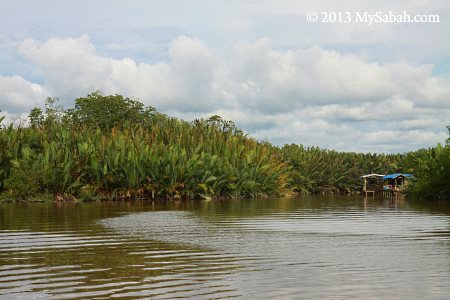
[[1, 0, 449, 153]]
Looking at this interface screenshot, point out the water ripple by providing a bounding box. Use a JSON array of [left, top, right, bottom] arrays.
[[1, 197, 450, 299]]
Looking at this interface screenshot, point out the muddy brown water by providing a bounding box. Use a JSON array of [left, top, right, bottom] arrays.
[[1, 196, 450, 299]]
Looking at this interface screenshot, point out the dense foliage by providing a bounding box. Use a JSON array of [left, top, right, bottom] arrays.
[[283, 145, 397, 194], [0, 92, 448, 201], [0, 93, 288, 201], [407, 129, 450, 200]]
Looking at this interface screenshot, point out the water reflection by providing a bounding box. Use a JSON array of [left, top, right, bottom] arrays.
[[0, 196, 449, 299]]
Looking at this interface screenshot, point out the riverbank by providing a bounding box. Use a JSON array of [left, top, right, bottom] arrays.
[[1, 92, 449, 202]]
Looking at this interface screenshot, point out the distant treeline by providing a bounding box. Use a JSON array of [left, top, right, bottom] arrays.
[[0, 92, 449, 201]]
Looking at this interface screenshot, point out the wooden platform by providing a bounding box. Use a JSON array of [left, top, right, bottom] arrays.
[[363, 189, 376, 196]]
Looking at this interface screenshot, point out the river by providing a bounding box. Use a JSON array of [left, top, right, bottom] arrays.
[[1, 195, 449, 299]]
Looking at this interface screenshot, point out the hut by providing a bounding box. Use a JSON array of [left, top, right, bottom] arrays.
[[361, 174, 385, 196], [382, 173, 414, 194]]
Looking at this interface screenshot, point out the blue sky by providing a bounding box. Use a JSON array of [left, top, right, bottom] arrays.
[[1, 0, 449, 152]]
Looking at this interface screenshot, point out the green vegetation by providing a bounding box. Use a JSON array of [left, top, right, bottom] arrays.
[[0, 93, 288, 201], [407, 129, 450, 200], [0, 92, 448, 201], [283, 145, 395, 194]]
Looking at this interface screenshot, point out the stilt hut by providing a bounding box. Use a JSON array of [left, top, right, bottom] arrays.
[[382, 173, 413, 194], [361, 174, 385, 196]]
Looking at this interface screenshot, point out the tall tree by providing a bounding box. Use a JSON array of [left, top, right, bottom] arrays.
[[0, 109, 5, 128], [29, 108, 44, 128], [69, 91, 157, 131]]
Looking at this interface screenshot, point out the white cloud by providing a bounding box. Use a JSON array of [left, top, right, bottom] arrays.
[[18, 35, 114, 101], [0, 112, 29, 127], [18, 35, 221, 112], [17, 35, 450, 111], [0, 75, 49, 113], [6, 35, 450, 152]]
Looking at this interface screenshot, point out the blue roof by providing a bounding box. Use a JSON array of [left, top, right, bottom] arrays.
[[382, 173, 414, 179]]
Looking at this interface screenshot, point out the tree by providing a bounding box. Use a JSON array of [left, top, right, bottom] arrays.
[[205, 115, 243, 135], [29, 108, 44, 128], [69, 91, 157, 131], [40, 97, 65, 129], [447, 126, 450, 145], [0, 109, 4, 128], [409, 127, 450, 200]]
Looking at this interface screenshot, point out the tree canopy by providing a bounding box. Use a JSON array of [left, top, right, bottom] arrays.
[[0, 110, 4, 128], [68, 91, 157, 131]]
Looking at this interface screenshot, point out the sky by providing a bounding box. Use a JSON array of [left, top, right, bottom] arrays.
[[0, 0, 449, 153]]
